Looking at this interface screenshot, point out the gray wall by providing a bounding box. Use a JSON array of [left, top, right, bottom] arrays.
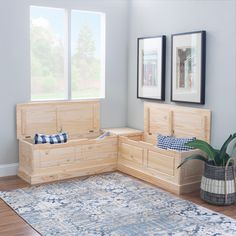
[[127, 0, 236, 148], [0, 0, 129, 165]]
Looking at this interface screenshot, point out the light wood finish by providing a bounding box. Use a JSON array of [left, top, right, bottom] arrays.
[[0, 176, 40, 236], [17, 100, 100, 139], [103, 127, 144, 142], [103, 127, 143, 136], [118, 136, 204, 195], [111, 103, 211, 195], [18, 135, 118, 185], [17, 101, 210, 193], [144, 102, 211, 144], [1, 175, 236, 236], [17, 101, 118, 184], [120, 143, 144, 165], [147, 150, 175, 176]]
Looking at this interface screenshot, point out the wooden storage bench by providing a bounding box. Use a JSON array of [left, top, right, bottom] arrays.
[[16, 100, 211, 195], [108, 103, 211, 195], [17, 101, 118, 184]]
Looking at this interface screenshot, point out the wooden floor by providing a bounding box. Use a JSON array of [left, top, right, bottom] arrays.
[[1, 175, 236, 236]]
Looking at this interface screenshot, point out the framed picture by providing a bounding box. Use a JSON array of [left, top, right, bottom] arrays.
[[171, 31, 206, 104], [137, 35, 166, 100]]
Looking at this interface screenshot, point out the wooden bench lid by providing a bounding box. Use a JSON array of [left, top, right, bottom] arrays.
[[144, 102, 211, 144], [16, 100, 100, 140]]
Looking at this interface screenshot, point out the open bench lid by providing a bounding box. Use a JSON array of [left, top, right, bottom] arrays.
[[16, 100, 100, 140], [144, 102, 211, 144]]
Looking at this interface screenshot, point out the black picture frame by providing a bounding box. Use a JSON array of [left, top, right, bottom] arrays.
[[137, 35, 166, 101], [171, 31, 206, 104]]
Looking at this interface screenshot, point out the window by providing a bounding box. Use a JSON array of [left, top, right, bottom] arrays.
[[30, 7, 66, 100], [71, 10, 105, 99], [30, 6, 105, 101]]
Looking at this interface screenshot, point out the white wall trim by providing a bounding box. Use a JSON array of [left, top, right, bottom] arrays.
[[0, 163, 19, 177]]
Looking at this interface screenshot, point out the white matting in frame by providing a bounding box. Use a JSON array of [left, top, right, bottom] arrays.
[[171, 31, 206, 104]]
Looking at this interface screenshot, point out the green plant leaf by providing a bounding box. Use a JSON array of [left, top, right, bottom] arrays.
[[214, 151, 223, 166], [224, 153, 231, 166], [185, 139, 217, 161], [232, 141, 236, 155], [177, 154, 208, 169], [219, 133, 236, 162]]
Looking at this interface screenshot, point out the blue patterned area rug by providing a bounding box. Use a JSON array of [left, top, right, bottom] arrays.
[[1, 172, 236, 236]]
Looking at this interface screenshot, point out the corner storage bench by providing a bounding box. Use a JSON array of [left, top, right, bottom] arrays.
[[17, 101, 118, 184], [111, 103, 211, 195], [16, 100, 211, 195]]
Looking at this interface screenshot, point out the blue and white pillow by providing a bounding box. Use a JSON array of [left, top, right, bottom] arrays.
[[157, 135, 172, 149], [157, 134, 196, 151], [34, 132, 68, 144], [169, 137, 196, 151]]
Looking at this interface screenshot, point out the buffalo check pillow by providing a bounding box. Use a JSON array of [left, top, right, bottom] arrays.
[[34, 132, 68, 144], [157, 134, 196, 151], [169, 137, 196, 151], [157, 135, 172, 149]]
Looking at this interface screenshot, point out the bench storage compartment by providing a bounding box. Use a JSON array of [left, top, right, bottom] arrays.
[[115, 103, 211, 195], [17, 101, 117, 184]]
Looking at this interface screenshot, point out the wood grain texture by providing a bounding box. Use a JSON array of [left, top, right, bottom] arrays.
[[17, 101, 119, 185], [18, 136, 118, 184], [17, 101, 210, 193], [0, 176, 40, 236], [103, 127, 144, 136], [144, 102, 211, 144], [0, 175, 235, 236], [117, 133, 204, 195], [110, 104, 211, 195], [147, 150, 175, 176], [17, 100, 100, 139]]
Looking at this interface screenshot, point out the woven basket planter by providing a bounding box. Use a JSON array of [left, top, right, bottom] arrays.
[[200, 162, 236, 205]]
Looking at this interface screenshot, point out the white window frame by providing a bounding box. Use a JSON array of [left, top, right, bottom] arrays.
[[30, 6, 106, 101]]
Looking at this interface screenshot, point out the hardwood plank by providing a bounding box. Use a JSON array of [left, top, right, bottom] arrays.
[[0, 176, 40, 235]]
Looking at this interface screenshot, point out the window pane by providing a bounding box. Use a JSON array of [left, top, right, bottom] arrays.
[[30, 6, 66, 100], [71, 10, 105, 99]]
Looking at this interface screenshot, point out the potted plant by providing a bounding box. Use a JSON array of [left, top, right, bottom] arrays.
[[178, 133, 236, 205]]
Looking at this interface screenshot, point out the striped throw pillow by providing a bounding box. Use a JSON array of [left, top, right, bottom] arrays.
[[34, 132, 68, 144]]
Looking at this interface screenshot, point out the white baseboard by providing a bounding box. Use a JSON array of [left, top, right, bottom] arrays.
[[0, 163, 19, 177]]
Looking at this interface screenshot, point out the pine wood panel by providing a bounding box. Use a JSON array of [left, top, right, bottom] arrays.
[[118, 163, 182, 194], [147, 150, 175, 176], [19, 106, 57, 139], [17, 100, 100, 139], [18, 136, 118, 184], [103, 128, 144, 136], [57, 102, 100, 139], [20, 162, 117, 185], [120, 143, 144, 165], [38, 146, 76, 168], [144, 102, 211, 144], [118, 136, 205, 194]]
